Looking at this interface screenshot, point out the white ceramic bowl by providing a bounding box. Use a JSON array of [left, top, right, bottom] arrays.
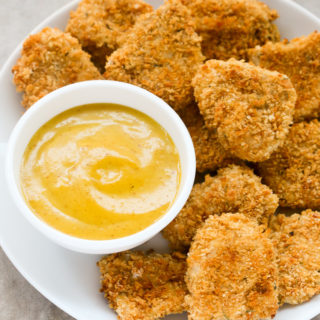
[[5, 80, 196, 254]]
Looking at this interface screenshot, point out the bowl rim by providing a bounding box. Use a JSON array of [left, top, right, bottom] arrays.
[[5, 80, 196, 254]]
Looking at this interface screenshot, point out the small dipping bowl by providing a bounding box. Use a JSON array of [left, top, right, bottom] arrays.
[[5, 80, 196, 254]]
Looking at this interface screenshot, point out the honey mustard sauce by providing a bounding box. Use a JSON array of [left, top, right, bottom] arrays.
[[20, 103, 180, 240]]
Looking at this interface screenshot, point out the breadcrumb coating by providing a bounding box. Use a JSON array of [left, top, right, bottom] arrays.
[[98, 251, 187, 320], [104, 0, 204, 111], [193, 59, 297, 162], [181, 0, 280, 60], [66, 0, 152, 71], [162, 165, 278, 251], [249, 32, 320, 121], [178, 103, 234, 173], [12, 27, 102, 109], [270, 210, 320, 305], [258, 120, 320, 209], [186, 213, 279, 320]]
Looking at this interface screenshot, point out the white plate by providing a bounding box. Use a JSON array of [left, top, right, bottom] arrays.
[[0, 0, 320, 319]]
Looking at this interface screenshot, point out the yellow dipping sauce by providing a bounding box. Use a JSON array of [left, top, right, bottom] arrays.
[[20, 103, 180, 240]]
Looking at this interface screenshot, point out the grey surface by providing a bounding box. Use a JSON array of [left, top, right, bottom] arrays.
[[0, 0, 319, 319]]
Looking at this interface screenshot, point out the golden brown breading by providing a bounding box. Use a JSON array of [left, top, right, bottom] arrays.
[[162, 165, 278, 251], [181, 0, 280, 60], [178, 103, 234, 173], [270, 210, 320, 305], [258, 120, 320, 209], [186, 213, 279, 320], [98, 250, 187, 320], [193, 59, 297, 162], [104, 0, 204, 111], [12, 27, 103, 109], [66, 0, 153, 72], [249, 32, 320, 121]]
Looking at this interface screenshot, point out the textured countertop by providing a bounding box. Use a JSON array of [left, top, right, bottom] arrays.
[[0, 0, 319, 319]]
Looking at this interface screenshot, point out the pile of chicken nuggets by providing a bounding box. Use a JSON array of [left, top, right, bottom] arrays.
[[12, 0, 320, 319]]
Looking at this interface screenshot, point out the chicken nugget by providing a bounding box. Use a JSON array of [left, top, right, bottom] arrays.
[[98, 250, 187, 320], [104, 0, 204, 111], [181, 0, 280, 60], [258, 120, 320, 209], [162, 165, 278, 251], [12, 27, 103, 109], [270, 210, 320, 305], [193, 59, 297, 162], [186, 213, 279, 320], [66, 0, 153, 72], [249, 32, 320, 121], [178, 103, 234, 173]]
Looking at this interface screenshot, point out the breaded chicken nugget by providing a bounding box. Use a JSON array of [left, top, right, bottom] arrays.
[[98, 250, 187, 320], [181, 0, 280, 60], [162, 165, 278, 251], [258, 120, 320, 209], [178, 103, 234, 173], [186, 213, 279, 320], [249, 32, 320, 121], [193, 59, 297, 162], [270, 210, 320, 305], [12, 27, 102, 109], [104, 0, 204, 111], [66, 0, 152, 71]]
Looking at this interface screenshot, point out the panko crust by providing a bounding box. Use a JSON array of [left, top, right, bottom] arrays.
[[178, 103, 234, 173], [162, 165, 278, 251], [193, 59, 297, 162], [181, 0, 280, 60], [12, 27, 102, 109], [249, 32, 320, 121], [104, 0, 204, 111], [258, 120, 320, 209], [270, 210, 320, 305], [186, 213, 279, 320], [98, 250, 187, 320], [65, 0, 153, 71]]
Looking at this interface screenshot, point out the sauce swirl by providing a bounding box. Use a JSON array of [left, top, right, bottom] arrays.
[[20, 103, 180, 240]]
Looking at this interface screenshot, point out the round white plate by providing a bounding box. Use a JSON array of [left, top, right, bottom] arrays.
[[0, 0, 320, 319]]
